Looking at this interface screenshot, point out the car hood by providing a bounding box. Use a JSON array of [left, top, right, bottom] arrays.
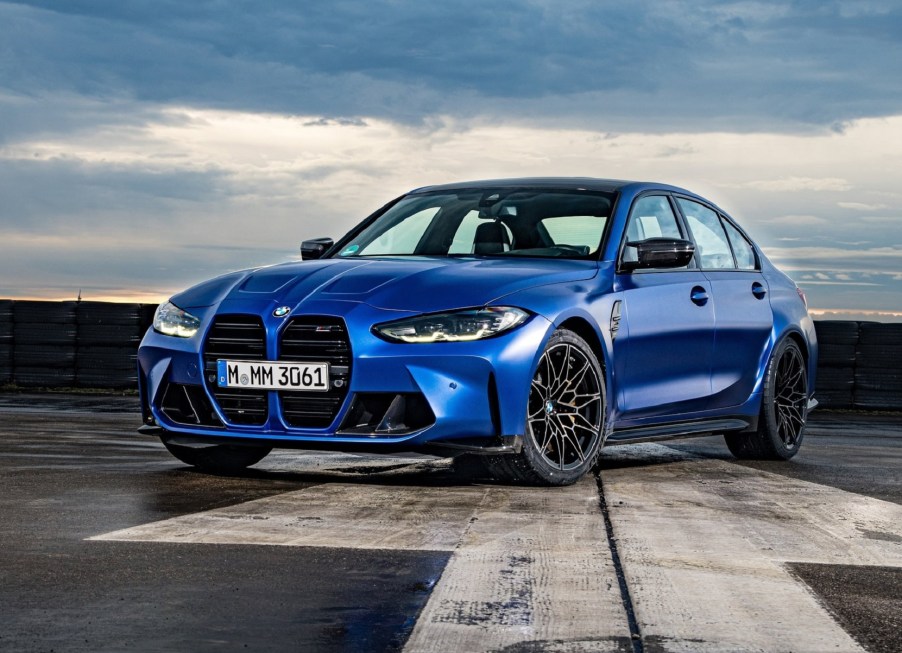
[[173, 257, 598, 315]]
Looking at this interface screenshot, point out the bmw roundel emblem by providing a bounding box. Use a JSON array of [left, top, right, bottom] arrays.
[[273, 306, 291, 318]]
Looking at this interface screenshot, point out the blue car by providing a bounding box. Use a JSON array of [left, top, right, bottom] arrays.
[[138, 178, 817, 485]]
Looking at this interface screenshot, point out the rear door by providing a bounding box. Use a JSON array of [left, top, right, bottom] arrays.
[[676, 197, 773, 409], [614, 194, 715, 421]]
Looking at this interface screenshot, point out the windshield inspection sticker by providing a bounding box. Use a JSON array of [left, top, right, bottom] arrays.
[[340, 244, 359, 256]]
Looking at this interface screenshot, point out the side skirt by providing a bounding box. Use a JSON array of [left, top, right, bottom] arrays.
[[606, 417, 755, 446]]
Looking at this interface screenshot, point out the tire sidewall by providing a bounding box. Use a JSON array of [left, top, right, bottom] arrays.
[[761, 337, 808, 458], [521, 329, 606, 485]]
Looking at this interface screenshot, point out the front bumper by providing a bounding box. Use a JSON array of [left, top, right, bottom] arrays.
[[138, 300, 552, 452]]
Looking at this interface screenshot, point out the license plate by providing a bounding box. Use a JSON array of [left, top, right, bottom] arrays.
[[217, 360, 329, 392]]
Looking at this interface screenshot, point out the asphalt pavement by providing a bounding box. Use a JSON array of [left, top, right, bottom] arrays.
[[0, 393, 900, 653]]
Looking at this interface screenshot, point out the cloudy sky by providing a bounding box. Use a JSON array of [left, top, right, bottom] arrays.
[[1, 0, 900, 320]]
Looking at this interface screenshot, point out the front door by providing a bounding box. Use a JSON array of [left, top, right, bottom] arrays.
[[614, 195, 715, 422]]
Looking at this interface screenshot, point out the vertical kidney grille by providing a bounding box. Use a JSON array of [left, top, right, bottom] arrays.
[[279, 317, 351, 428], [203, 315, 268, 425], [202, 315, 352, 429]]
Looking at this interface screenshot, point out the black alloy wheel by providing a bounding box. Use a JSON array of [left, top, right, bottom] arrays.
[[485, 329, 606, 485], [726, 337, 809, 460]]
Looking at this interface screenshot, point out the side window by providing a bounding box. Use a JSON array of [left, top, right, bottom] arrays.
[[622, 195, 685, 268], [677, 199, 735, 270], [722, 219, 758, 270]]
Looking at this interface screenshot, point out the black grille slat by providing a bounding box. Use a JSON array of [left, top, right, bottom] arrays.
[[279, 317, 351, 428], [203, 315, 268, 425]]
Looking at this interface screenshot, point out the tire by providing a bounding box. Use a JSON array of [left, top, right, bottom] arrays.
[[75, 367, 139, 389], [726, 338, 809, 460], [76, 346, 138, 370], [859, 322, 902, 345], [856, 343, 902, 371], [483, 329, 605, 486], [814, 320, 859, 346], [13, 301, 77, 324], [14, 345, 77, 368], [76, 302, 145, 326], [77, 324, 144, 346], [0, 345, 11, 385], [14, 323, 77, 345], [162, 438, 272, 473], [817, 342, 856, 366], [853, 391, 902, 411], [13, 366, 76, 388]]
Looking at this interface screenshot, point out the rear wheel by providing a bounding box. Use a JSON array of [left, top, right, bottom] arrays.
[[162, 439, 272, 473], [726, 338, 808, 460], [485, 329, 605, 486]]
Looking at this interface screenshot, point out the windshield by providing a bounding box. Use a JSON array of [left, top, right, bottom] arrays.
[[333, 189, 615, 260]]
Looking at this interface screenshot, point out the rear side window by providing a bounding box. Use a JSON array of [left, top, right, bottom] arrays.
[[678, 198, 735, 270], [722, 220, 758, 270]]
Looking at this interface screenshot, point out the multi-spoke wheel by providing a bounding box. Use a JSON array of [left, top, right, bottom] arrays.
[[725, 338, 809, 460], [485, 329, 606, 485]]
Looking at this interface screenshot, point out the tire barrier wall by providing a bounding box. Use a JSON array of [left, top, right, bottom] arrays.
[[0, 302, 898, 410], [1, 301, 155, 390]]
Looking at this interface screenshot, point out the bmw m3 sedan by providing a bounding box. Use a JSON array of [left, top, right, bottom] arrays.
[[138, 178, 818, 485]]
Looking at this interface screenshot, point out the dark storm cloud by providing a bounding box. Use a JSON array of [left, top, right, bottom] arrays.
[[3, 0, 902, 132], [0, 157, 229, 227]]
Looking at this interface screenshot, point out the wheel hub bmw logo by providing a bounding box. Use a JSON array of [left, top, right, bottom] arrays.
[[273, 306, 291, 318]]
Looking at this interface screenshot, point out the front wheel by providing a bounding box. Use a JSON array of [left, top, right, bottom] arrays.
[[484, 329, 606, 486], [725, 337, 809, 460], [162, 439, 272, 473]]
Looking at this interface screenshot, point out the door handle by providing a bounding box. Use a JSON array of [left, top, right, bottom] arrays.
[[752, 282, 767, 299], [690, 286, 709, 306]]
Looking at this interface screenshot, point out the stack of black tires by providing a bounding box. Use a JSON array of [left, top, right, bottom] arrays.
[[75, 302, 151, 389], [3, 300, 156, 389], [12, 301, 79, 387], [855, 323, 902, 411], [0, 300, 12, 385], [813, 321, 858, 409]]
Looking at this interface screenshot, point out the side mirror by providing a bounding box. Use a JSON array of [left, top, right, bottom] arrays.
[[301, 237, 334, 260], [621, 238, 695, 272]]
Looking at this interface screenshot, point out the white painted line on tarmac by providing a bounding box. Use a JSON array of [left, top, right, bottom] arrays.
[[603, 443, 902, 653], [401, 477, 631, 653], [90, 445, 902, 652], [90, 483, 485, 551], [91, 475, 633, 651]]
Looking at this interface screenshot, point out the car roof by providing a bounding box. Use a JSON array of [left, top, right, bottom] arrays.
[[409, 177, 631, 193], [407, 177, 699, 196]]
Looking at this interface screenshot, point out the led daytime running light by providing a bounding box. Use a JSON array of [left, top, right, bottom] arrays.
[[153, 301, 201, 338], [375, 307, 529, 343]]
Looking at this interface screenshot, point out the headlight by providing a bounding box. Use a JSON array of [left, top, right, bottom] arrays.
[[373, 307, 529, 343], [153, 301, 201, 338]]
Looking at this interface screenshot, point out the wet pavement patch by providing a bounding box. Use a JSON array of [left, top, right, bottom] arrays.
[[0, 541, 450, 653], [787, 563, 902, 653]]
